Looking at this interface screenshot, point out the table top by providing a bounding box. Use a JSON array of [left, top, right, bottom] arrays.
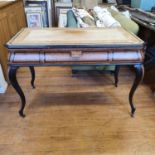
[[6, 28, 144, 49]]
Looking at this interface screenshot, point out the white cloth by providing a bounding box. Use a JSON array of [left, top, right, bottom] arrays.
[[74, 8, 94, 19], [93, 6, 121, 28], [96, 20, 105, 27], [110, 5, 119, 12], [121, 10, 131, 19], [72, 8, 89, 27], [72, 8, 94, 28], [0, 65, 7, 93]]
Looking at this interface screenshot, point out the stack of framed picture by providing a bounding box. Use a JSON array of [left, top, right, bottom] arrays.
[[25, 0, 53, 27]]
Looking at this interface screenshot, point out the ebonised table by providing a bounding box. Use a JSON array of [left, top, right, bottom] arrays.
[[6, 28, 144, 117]]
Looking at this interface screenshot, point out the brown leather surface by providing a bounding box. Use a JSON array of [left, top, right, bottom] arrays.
[[7, 28, 144, 47]]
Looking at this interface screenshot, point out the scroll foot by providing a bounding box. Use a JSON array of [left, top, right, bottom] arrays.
[[19, 110, 26, 118]]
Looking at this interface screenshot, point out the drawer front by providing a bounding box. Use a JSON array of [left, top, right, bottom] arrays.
[[9, 48, 144, 64], [45, 51, 108, 62]]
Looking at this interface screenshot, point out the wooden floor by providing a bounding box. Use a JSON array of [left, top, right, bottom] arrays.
[[0, 67, 155, 155]]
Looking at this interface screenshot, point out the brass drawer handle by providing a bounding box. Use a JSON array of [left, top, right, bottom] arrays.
[[71, 51, 82, 58]]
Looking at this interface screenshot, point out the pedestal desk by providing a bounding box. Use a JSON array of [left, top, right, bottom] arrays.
[[6, 28, 144, 117]]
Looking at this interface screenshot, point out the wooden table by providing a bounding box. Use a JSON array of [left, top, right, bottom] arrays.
[[6, 28, 144, 117]]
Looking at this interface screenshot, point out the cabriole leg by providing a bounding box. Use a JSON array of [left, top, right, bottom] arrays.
[[9, 66, 26, 117], [29, 66, 35, 88], [129, 64, 144, 117]]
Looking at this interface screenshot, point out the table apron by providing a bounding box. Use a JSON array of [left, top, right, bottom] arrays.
[[8, 49, 144, 65]]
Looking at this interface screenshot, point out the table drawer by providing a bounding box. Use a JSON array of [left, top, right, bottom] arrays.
[[9, 49, 144, 64], [45, 51, 108, 62]]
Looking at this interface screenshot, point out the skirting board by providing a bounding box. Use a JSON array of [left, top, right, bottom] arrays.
[[0, 65, 8, 93]]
